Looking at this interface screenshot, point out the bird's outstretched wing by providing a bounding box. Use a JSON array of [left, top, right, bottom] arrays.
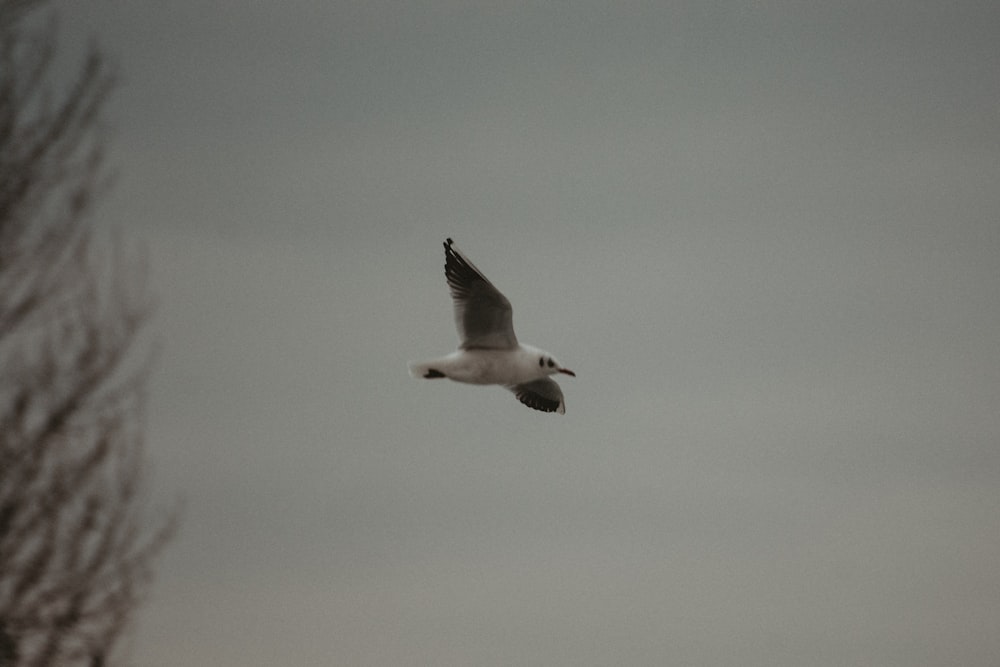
[[444, 238, 518, 350], [507, 378, 566, 414]]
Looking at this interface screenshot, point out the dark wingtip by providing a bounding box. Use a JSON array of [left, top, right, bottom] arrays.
[[445, 237, 454, 246]]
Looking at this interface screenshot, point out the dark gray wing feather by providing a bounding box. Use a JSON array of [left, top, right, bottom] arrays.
[[508, 378, 566, 414], [444, 238, 518, 350]]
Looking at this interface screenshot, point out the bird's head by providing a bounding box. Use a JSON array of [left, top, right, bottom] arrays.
[[536, 353, 576, 378]]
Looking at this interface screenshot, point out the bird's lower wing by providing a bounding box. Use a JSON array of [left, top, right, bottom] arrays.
[[507, 378, 566, 414]]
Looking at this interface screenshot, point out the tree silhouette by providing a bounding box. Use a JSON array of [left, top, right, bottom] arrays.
[[0, 2, 176, 665]]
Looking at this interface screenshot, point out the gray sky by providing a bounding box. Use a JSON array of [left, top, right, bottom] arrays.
[[54, 2, 1000, 665]]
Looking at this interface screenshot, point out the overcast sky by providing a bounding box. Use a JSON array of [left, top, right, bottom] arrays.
[[52, 2, 1000, 665]]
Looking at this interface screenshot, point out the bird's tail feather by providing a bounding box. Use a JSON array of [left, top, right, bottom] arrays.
[[408, 360, 447, 379]]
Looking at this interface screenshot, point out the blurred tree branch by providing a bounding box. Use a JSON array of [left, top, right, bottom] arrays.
[[0, 2, 176, 665]]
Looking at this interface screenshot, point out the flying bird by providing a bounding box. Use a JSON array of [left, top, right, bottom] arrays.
[[409, 238, 576, 414]]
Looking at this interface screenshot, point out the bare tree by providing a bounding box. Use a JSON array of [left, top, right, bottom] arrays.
[[0, 2, 176, 665]]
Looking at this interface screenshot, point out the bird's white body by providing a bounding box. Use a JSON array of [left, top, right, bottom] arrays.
[[410, 344, 554, 386]]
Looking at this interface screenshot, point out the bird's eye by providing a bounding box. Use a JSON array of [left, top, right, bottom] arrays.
[[539, 357, 544, 367], [547, 359, 555, 368]]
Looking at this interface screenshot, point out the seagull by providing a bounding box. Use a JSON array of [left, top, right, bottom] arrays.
[[409, 238, 576, 414]]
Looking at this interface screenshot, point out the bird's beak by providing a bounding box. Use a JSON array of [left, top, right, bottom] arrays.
[[559, 368, 576, 377]]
